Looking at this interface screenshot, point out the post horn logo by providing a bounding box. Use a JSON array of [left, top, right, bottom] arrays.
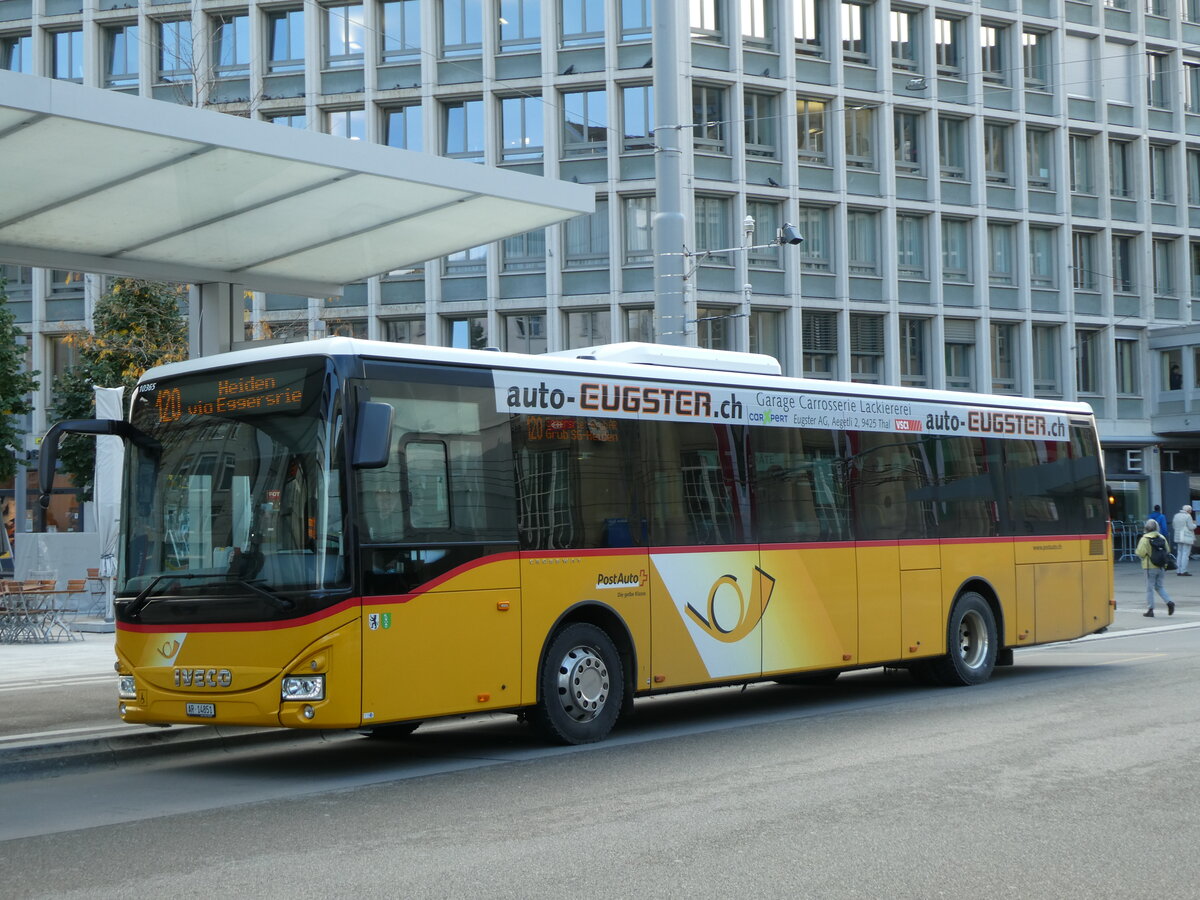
[[157, 639, 182, 660], [685, 567, 776, 643]]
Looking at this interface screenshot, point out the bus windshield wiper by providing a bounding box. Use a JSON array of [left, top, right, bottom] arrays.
[[124, 572, 295, 620]]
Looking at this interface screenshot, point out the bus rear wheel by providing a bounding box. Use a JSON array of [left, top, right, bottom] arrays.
[[922, 592, 998, 686], [532, 623, 624, 745]]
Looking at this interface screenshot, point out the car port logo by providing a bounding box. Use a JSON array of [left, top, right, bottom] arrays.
[[595, 569, 647, 590]]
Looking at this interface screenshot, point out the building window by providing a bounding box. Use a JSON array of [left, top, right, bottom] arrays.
[[325, 4, 365, 67], [564, 309, 611, 348], [564, 200, 609, 268], [1029, 226, 1056, 288], [742, 0, 771, 43], [504, 313, 547, 354], [501, 95, 544, 161], [988, 222, 1014, 285], [983, 122, 1009, 183], [1110, 140, 1133, 198], [446, 315, 488, 349], [443, 99, 485, 162], [562, 88, 607, 156], [1075, 329, 1100, 394], [157, 20, 193, 83], [1115, 339, 1138, 395], [691, 0, 725, 43], [694, 196, 731, 262], [796, 205, 831, 271], [1072, 231, 1097, 291], [499, 0, 541, 52], [894, 110, 921, 173], [624, 307, 654, 342], [383, 318, 426, 344], [621, 0, 651, 41], [446, 244, 488, 274], [1153, 238, 1175, 296], [384, 105, 422, 150], [443, 0, 483, 55], [381, 0, 421, 60], [890, 8, 918, 70], [941, 218, 970, 282], [1112, 234, 1136, 293], [844, 105, 875, 169], [944, 340, 974, 391], [1032, 324, 1058, 395], [749, 309, 786, 366], [104, 24, 140, 87], [1022, 30, 1048, 89], [266, 8, 305, 73], [623, 195, 655, 264], [212, 15, 250, 78], [841, 2, 869, 63], [562, 0, 605, 46], [896, 214, 926, 279], [692, 83, 728, 154], [1069, 134, 1094, 194], [502, 230, 547, 272], [747, 199, 781, 268], [1162, 349, 1183, 390], [847, 210, 879, 275], [326, 107, 366, 140], [696, 306, 736, 351], [621, 85, 654, 151], [849, 313, 884, 383], [1189, 148, 1200, 206], [1187, 0, 1200, 22], [1, 33, 32, 73], [1193, 241, 1200, 296], [1150, 143, 1173, 202], [1, 264, 33, 296], [795, 0, 823, 55], [1026, 128, 1052, 188], [744, 91, 777, 158], [1148, 52, 1170, 109], [1186, 63, 1200, 114], [980, 23, 1005, 83], [267, 111, 308, 128], [803, 310, 837, 379], [53, 29, 84, 81], [934, 16, 959, 74], [796, 97, 828, 163], [938, 116, 966, 179], [991, 322, 1018, 393], [899, 316, 928, 387]]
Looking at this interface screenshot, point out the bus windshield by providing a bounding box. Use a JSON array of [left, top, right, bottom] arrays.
[[121, 360, 348, 622]]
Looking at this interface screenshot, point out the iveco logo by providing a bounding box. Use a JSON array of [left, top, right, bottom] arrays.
[[174, 668, 233, 688]]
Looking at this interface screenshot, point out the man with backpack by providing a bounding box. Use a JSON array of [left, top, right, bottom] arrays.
[[1136, 519, 1175, 617]]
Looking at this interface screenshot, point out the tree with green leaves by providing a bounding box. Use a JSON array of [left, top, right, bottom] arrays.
[[0, 276, 40, 482], [51, 278, 188, 499]]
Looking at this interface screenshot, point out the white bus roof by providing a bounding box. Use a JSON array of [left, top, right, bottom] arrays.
[[139, 337, 1097, 419]]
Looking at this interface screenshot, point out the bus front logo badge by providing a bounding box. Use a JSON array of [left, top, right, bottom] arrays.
[[686, 568, 776, 643]]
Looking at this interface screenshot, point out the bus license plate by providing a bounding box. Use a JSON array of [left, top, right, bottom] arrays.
[[186, 702, 216, 718]]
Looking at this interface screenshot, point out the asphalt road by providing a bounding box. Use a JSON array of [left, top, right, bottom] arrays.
[[3, 623, 1200, 899]]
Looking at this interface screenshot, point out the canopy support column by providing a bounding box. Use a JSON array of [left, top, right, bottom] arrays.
[[189, 282, 237, 358]]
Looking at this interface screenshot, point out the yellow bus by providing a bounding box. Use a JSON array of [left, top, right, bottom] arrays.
[[41, 338, 1112, 744]]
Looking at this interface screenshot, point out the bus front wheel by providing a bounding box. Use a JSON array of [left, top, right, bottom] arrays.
[[922, 592, 998, 687], [532, 623, 624, 745]]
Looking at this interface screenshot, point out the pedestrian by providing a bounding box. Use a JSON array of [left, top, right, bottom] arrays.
[[1149, 504, 1168, 535], [1173, 504, 1197, 574], [1135, 519, 1175, 617]]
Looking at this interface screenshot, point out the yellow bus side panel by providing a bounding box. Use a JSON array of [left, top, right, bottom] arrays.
[[362, 588, 520, 723], [1082, 558, 1113, 633], [760, 547, 859, 677], [901, 568, 943, 659], [941, 540, 1015, 640], [519, 553, 652, 706], [1033, 562, 1084, 644], [857, 545, 901, 663], [117, 608, 363, 729], [1015, 564, 1036, 645]]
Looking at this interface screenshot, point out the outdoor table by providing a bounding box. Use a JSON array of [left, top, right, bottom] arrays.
[[0, 588, 82, 643]]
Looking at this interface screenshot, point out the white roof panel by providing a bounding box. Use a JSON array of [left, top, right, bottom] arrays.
[[0, 71, 594, 297]]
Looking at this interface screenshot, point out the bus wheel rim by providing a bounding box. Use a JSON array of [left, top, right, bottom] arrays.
[[556, 645, 610, 723], [958, 609, 988, 670]]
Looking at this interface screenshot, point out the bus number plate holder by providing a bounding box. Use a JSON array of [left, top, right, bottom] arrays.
[[186, 702, 216, 718]]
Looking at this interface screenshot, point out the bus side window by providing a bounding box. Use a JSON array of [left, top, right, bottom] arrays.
[[404, 441, 450, 530]]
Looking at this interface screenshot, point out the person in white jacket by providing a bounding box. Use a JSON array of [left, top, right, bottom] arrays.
[[1172, 505, 1197, 575]]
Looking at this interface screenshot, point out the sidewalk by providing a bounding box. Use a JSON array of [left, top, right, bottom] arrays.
[[2, 560, 1198, 776]]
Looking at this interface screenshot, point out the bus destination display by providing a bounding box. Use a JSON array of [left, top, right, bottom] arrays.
[[141, 369, 308, 424]]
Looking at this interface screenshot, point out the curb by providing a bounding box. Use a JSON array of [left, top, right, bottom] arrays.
[[0, 723, 343, 781]]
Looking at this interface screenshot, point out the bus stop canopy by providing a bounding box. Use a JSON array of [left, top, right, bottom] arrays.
[[0, 70, 594, 298]]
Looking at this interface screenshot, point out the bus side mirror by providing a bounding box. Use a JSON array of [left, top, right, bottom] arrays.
[[39, 418, 159, 508], [352, 401, 394, 469]]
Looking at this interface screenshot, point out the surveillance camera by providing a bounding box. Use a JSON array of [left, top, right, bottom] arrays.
[[778, 223, 805, 245]]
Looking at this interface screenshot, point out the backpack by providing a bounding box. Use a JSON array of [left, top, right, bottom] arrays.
[[1148, 534, 1171, 569]]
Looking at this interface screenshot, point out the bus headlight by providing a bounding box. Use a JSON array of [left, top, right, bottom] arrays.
[[281, 675, 325, 701], [118, 675, 137, 700]]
